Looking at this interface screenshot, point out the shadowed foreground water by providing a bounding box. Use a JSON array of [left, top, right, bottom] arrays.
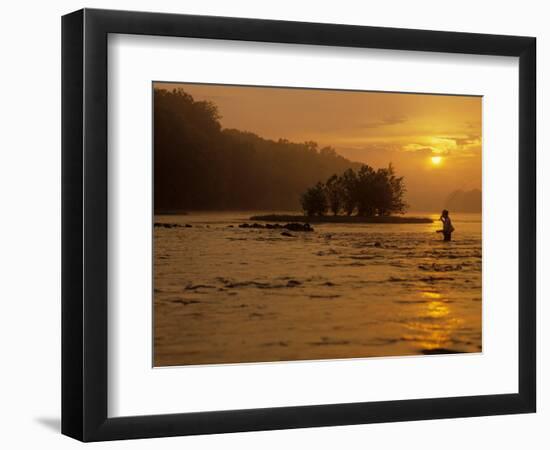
[[154, 212, 481, 366]]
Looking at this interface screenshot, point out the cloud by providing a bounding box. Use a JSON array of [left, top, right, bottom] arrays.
[[402, 144, 441, 155], [438, 134, 480, 147], [362, 114, 408, 129], [433, 133, 481, 158]]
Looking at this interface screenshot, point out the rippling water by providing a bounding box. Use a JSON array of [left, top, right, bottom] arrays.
[[154, 211, 482, 366]]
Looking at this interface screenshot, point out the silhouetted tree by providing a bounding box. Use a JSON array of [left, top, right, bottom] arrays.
[[340, 168, 358, 216], [325, 174, 344, 215], [301, 183, 328, 216], [300, 164, 408, 217], [356, 165, 376, 216]]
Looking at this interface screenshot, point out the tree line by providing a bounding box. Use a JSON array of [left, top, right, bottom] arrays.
[[300, 164, 407, 216], [154, 88, 363, 212]]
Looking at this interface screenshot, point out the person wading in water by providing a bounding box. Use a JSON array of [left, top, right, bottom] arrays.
[[437, 209, 454, 241]]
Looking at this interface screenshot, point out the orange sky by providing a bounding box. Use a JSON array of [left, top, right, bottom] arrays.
[[155, 82, 481, 211]]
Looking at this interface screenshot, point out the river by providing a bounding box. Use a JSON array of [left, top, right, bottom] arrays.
[[153, 211, 482, 366]]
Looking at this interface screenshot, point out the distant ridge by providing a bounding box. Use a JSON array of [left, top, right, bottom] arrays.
[[154, 88, 362, 213], [445, 189, 481, 213]]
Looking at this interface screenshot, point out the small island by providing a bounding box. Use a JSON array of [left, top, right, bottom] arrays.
[[251, 166, 432, 224], [249, 214, 432, 224]]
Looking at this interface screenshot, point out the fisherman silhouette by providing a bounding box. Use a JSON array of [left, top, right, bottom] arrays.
[[437, 209, 454, 241]]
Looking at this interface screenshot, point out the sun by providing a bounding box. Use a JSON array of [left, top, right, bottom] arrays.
[[431, 156, 443, 166]]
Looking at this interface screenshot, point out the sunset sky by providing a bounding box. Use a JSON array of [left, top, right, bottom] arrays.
[[155, 82, 481, 211]]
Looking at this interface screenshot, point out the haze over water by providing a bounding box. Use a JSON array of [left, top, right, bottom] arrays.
[[154, 211, 482, 366]]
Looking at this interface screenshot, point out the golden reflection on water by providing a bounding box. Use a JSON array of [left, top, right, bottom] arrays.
[[426, 300, 450, 319], [421, 291, 441, 300], [429, 214, 443, 233], [402, 290, 464, 351]]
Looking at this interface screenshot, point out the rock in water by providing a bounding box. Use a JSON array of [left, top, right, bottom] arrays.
[[284, 223, 314, 232], [281, 231, 294, 237], [154, 222, 190, 229], [239, 222, 313, 232]]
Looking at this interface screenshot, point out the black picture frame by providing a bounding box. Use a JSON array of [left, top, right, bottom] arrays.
[[62, 8, 536, 442]]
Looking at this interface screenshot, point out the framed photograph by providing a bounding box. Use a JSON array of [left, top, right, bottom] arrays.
[[62, 8, 536, 441]]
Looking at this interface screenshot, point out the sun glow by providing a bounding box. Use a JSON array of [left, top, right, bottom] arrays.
[[431, 156, 443, 165]]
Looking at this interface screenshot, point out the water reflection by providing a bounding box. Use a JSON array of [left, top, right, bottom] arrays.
[[421, 291, 441, 300], [400, 290, 465, 353], [426, 300, 450, 319]]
